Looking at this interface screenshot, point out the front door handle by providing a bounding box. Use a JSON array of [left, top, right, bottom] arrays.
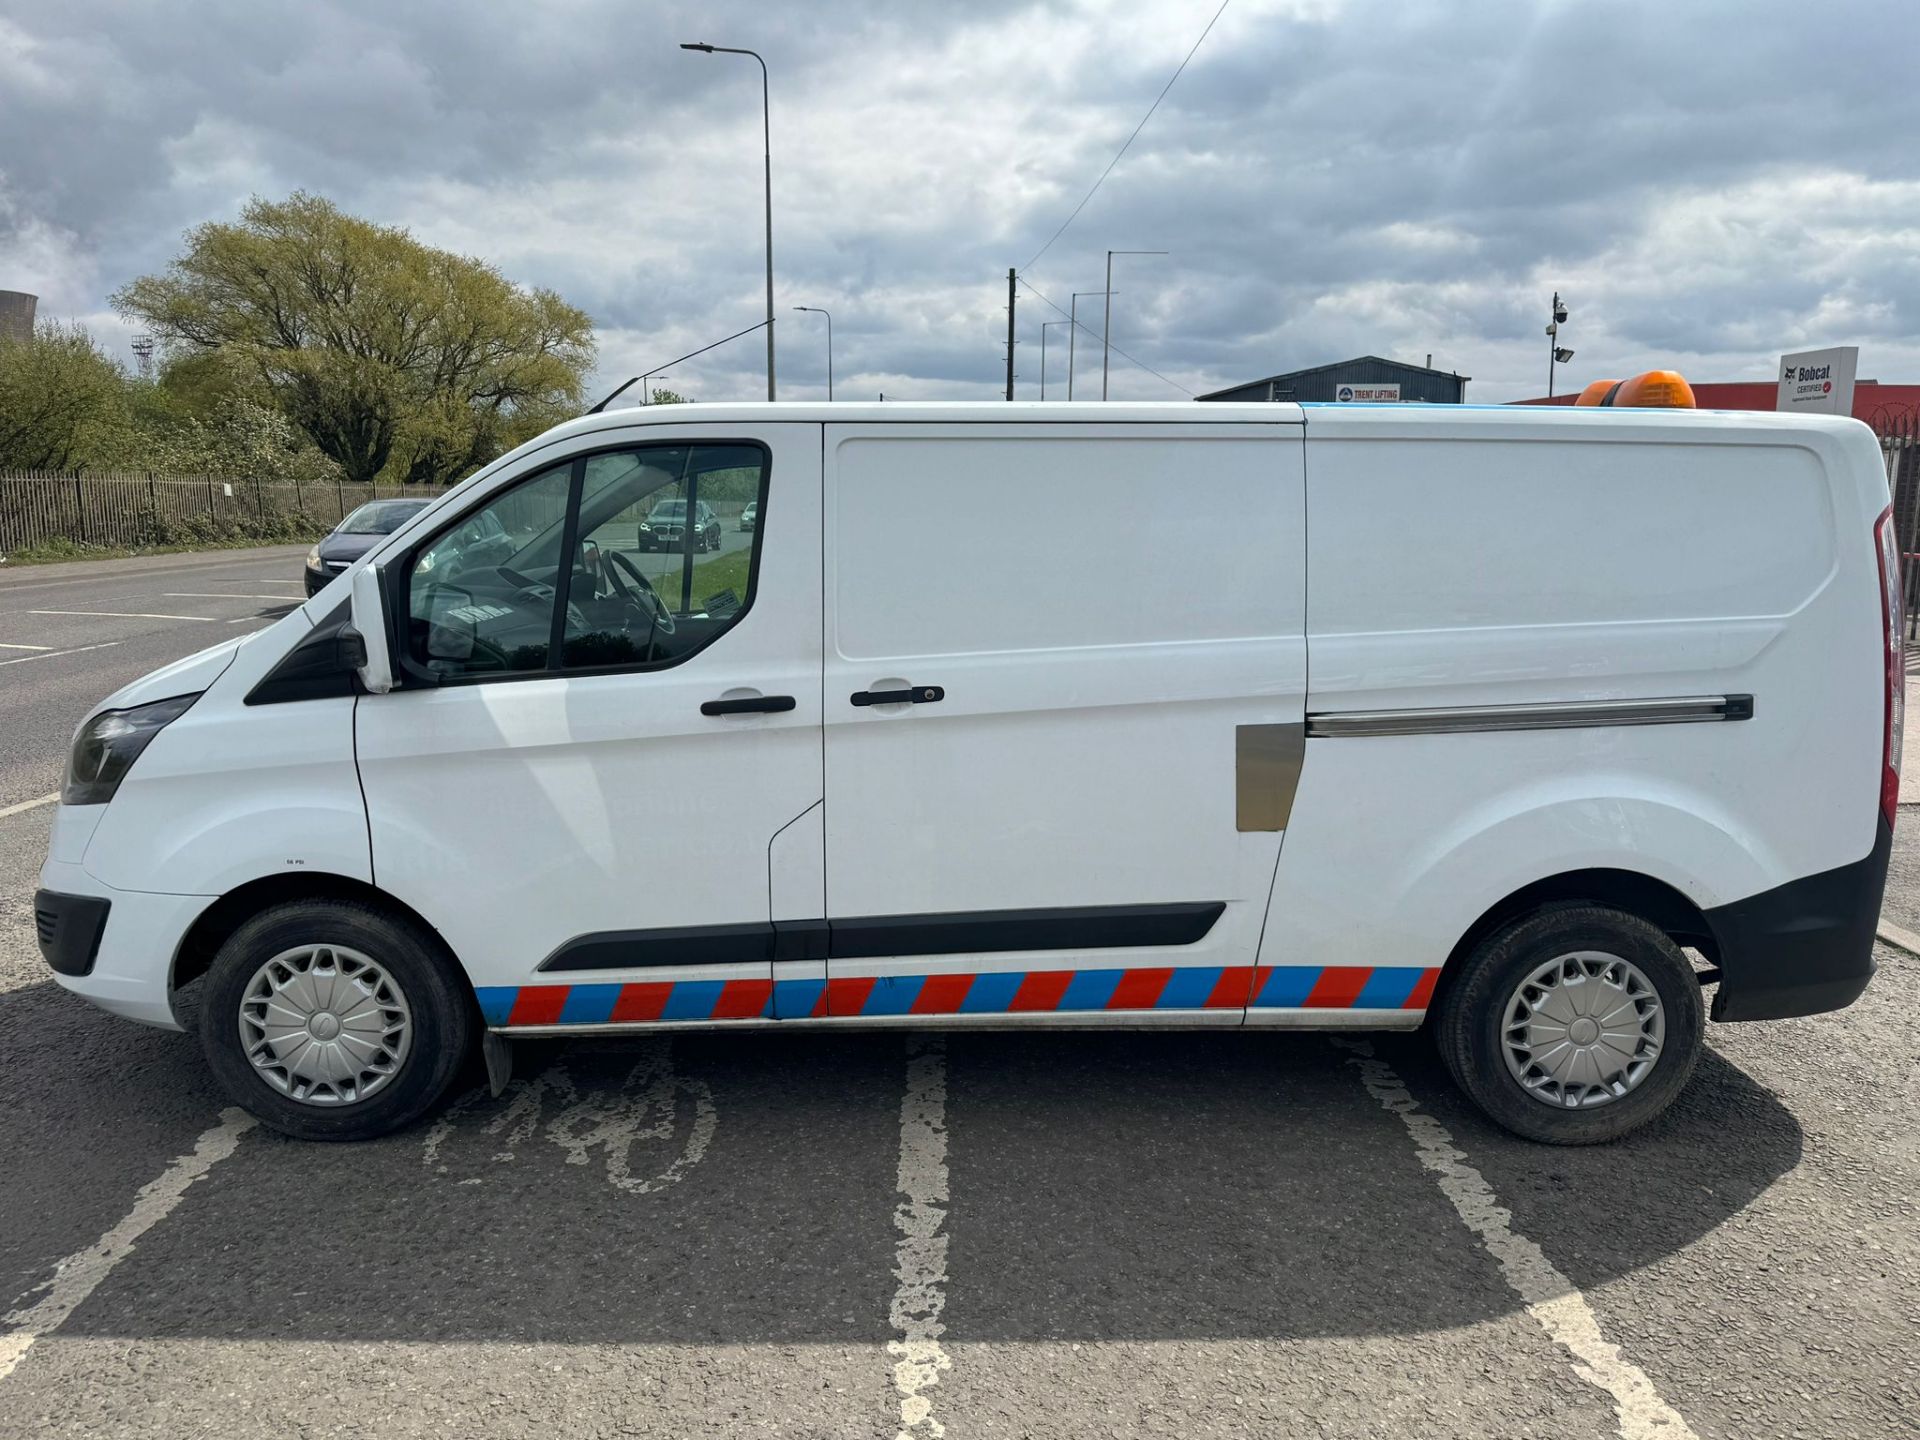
[[701, 694, 797, 716], [850, 685, 945, 707]]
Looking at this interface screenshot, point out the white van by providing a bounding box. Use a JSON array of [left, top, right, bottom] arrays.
[[34, 403, 1899, 1144]]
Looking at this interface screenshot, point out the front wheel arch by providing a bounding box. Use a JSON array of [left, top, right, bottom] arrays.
[[173, 872, 468, 1012]]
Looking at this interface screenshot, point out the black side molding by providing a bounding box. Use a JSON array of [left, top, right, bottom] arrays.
[[828, 901, 1223, 960], [35, 889, 111, 978], [246, 600, 362, 705], [538, 902, 1225, 972], [542, 922, 776, 972], [1704, 817, 1891, 1022]]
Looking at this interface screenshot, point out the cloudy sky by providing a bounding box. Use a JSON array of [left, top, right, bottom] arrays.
[[3, 0, 1917, 405]]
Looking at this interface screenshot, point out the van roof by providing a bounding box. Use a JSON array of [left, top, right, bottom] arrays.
[[546, 398, 1870, 437]]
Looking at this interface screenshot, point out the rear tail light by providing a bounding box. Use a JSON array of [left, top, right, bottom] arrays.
[[1873, 506, 1904, 828]]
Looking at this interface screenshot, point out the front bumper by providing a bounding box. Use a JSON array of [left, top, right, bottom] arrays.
[[36, 851, 213, 1032], [304, 565, 339, 597], [1704, 817, 1892, 1022], [34, 889, 111, 976]]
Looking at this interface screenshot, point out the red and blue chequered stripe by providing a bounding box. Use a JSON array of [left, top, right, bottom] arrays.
[[477, 963, 1439, 1027]]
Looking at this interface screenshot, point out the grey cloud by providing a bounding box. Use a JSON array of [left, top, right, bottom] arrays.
[[3, 0, 1917, 406]]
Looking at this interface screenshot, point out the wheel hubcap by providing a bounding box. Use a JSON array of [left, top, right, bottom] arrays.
[[238, 944, 413, 1106], [1500, 950, 1665, 1109]]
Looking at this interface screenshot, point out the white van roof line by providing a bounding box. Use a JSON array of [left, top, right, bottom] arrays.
[[544, 399, 1869, 439]]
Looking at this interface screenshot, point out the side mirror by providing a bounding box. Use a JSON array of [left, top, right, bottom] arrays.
[[425, 585, 476, 661], [349, 564, 395, 694]]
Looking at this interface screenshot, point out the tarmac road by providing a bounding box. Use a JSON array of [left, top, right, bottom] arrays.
[[0, 549, 1915, 1438]]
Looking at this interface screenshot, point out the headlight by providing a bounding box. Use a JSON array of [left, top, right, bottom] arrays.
[[63, 693, 200, 807], [305, 546, 324, 570]]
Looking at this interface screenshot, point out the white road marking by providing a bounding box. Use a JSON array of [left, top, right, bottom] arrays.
[[1875, 917, 1920, 957], [0, 1108, 254, 1384], [162, 592, 304, 602], [29, 609, 214, 622], [1335, 1039, 1698, 1440], [0, 642, 51, 651], [887, 1034, 951, 1440], [0, 793, 59, 820], [0, 642, 122, 667], [422, 1044, 717, 1195]]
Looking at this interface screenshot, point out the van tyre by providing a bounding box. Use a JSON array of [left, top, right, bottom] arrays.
[[198, 898, 476, 1142], [1434, 904, 1704, 1145]]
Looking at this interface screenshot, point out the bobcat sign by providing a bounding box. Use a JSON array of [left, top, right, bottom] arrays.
[[1777, 346, 1858, 416]]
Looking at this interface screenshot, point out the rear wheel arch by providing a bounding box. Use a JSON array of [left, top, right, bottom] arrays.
[[1428, 867, 1716, 1022]]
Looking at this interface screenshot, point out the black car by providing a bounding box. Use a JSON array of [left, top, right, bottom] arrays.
[[638, 498, 724, 552], [304, 499, 436, 596]]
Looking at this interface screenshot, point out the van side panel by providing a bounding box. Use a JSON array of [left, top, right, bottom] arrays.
[[821, 424, 1306, 1018], [1264, 412, 1885, 1002]]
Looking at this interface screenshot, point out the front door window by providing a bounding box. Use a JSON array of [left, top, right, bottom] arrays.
[[404, 443, 769, 682]]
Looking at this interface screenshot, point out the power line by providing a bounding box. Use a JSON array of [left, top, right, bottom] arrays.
[[1017, 278, 1192, 397], [1021, 0, 1232, 275]]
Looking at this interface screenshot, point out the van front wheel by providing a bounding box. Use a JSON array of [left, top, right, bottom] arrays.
[[198, 898, 475, 1142], [1433, 904, 1703, 1144]]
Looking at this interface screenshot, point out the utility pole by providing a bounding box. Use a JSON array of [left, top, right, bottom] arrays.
[[1005, 268, 1017, 401], [1546, 291, 1571, 398]]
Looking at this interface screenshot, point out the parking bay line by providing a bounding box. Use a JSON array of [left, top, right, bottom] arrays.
[[0, 793, 59, 820], [887, 1035, 951, 1439], [0, 1108, 255, 1384], [28, 609, 216, 622], [162, 593, 305, 602], [0, 642, 123, 667], [1334, 1038, 1698, 1440], [0, 642, 51, 651]]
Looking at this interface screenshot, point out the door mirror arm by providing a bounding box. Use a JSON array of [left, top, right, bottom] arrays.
[[350, 564, 396, 694]]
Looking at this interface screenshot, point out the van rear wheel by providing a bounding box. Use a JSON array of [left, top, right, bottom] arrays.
[[198, 898, 475, 1142], [1433, 904, 1703, 1144]]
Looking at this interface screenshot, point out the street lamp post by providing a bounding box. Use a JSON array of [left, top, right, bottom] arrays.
[[1546, 291, 1573, 398], [1067, 290, 1105, 401], [1103, 250, 1166, 400], [681, 42, 775, 401], [641, 370, 670, 404], [1040, 321, 1069, 400], [794, 306, 832, 400]]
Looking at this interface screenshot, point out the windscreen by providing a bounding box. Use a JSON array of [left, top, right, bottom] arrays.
[[339, 500, 429, 535]]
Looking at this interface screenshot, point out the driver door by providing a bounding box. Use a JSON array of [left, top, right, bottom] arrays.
[[354, 424, 823, 1029]]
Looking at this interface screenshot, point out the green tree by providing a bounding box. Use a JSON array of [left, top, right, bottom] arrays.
[[0, 322, 133, 471], [114, 193, 595, 486]]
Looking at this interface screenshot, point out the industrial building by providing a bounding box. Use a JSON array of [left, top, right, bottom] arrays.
[[1197, 355, 1469, 405], [0, 290, 36, 345]]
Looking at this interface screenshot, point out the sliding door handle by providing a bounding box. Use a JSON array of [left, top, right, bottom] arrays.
[[701, 694, 797, 716], [850, 685, 945, 707]]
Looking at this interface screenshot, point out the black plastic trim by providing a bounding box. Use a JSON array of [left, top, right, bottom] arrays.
[[773, 918, 830, 963], [246, 600, 360, 705], [34, 889, 111, 978], [1704, 817, 1892, 1022], [827, 902, 1224, 960], [537, 902, 1226, 972], [539, 922, 773, 971]]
